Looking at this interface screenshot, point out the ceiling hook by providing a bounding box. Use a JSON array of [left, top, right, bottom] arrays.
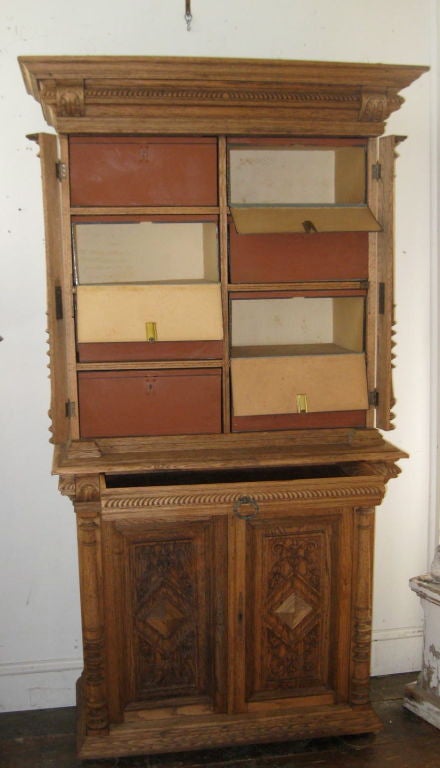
[[185, 0, 192, 30]]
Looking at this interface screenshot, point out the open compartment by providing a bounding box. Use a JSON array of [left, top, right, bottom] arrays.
[[230, 294, 365, 354], [73, 217, 219, 285], [74, 216, 223, 362], [78, 368, 222, 438], [228, 142, 379, 234], [69, 136, 218, 207], [230, 293, 368, 431]]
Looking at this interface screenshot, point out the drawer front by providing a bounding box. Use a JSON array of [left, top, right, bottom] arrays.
[[78, 369, 222, 438], [229, 225, 368, 283], [231, 354, 368, 416], [69, 137, 218, 206], [76, 284, 224, 344]]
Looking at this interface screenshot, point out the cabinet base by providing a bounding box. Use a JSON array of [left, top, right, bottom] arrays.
[[76, 679, 382, 760]]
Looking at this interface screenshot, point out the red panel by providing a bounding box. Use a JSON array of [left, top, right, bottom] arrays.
[[229, 225, 368, 283], [78, 369, 222, 438], [77, 340, 224, 363], [69, 137, 218, 206], [232, 411, 367, 432]]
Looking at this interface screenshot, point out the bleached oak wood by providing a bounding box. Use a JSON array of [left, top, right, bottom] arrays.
[[21, 55, 424, 760]]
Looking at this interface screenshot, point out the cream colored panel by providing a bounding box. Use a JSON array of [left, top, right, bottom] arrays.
[[75, 222, 219, 284], [231, 205, 381, 234], [334, 147, 366, 204], [76, 284, 223, 342], [231, 298, 334, 347], [231, 353, 368, 415], [333, 297, 364, 352], [229, 149, 335, 204]]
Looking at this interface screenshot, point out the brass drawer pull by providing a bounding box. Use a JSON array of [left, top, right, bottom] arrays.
[[233, 495, 259, 519]]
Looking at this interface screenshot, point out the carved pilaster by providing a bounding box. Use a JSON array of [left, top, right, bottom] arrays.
[[350, 506, 375, 706], [75, 474, 108, 734]]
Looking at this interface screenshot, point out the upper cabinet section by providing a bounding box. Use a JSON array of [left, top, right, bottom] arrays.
[[228, 140, 379, 234], [19, 56, 428, 137]]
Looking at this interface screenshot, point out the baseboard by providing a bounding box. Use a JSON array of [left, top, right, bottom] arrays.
[[0, 628, 423, 712], [0, 657, 82, 712], [371, 626, 423, 676]]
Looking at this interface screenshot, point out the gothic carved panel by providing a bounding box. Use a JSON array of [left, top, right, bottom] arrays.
[[132, 538, 200, 699], [246, 515, 339, 701], [104, 516, 227, 711]]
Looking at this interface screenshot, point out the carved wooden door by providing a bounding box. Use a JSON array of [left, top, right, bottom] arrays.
[[231, 503, 353, 712], [102, 511, 228, 721]]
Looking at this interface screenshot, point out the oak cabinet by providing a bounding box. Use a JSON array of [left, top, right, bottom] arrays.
[[19, 55, 426, 758]]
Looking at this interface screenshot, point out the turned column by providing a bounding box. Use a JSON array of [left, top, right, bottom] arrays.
[[350, 506, 375, 706], [74, 474, 109, 734]]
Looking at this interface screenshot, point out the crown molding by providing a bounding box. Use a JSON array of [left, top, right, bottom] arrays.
[[19, 55, 428, 137]]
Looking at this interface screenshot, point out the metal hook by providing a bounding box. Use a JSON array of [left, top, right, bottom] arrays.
[[185, 0, 192, 30]]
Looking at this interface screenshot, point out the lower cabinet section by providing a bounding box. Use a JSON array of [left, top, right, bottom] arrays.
[[71, 461, 390, 758]]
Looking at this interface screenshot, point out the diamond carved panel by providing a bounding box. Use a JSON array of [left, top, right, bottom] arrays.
[[275, 592, 313, 632]]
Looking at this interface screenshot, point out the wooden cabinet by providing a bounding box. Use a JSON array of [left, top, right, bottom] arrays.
[[19, 55, 427, 758]]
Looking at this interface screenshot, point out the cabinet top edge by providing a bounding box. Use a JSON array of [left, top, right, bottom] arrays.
[[18, 54, 429, 89], [53, 429, 408, 477]]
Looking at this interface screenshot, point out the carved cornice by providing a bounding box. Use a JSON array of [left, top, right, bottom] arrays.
[[19, 56, 428, 137]]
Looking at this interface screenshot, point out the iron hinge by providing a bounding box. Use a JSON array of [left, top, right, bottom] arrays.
[[55, 286, 63, 320], [378, 282, 386, 315], [372, 162, 382, 180], [369, 390, 380, 407], [55, 161, 67, 181], [65, 400, 76, 418]]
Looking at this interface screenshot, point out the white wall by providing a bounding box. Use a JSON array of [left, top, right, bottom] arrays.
[[0, 0, 436, 711]]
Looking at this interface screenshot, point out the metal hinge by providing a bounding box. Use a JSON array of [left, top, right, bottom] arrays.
[[65, 400, 76, 418], [378, 282, 385, 315], [55, 286, 63, 320], [372, 162, 382, 180], [55, 161, 67, 181], [368, 390, 379, 407]]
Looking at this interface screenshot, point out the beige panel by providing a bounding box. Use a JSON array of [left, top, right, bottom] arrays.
[[203, 224, 219, 282], [231, 353, 368, 416], [333, 298, 364, 352], [231, 297, 334, 347], [76, 284, 223, 342], [231, 205, 381, 234], [334, 148, 366, 204], [229, 148, 335, 205], [75, 222, 219, 284]]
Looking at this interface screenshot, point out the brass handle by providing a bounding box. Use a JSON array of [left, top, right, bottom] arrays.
[[145, 321, 157, 342], [233, 495, 259, 520]]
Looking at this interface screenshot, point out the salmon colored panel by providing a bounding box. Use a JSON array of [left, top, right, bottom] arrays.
[[77, 340, 224, 363], [69, 137, 218, 206], [229, 225, 368, 282], [78, 369, 222, 438]]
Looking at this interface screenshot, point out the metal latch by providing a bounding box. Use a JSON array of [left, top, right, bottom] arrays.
[[56, 161, 67, 181], [372, 162, 382, 180], [65, 400, 76, 418], [368, 390, 379, 407], [55, 286, 63, 320]]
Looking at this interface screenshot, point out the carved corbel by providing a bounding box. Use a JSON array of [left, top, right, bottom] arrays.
[[55, 79, 85, 117], [359, 90, 404, 123]]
